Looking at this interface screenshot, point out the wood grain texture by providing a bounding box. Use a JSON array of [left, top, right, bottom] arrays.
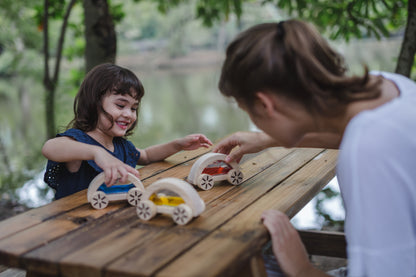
[[54, 148, 297, 277], [0, 149, 207, 273], [0, 191, 86, 241], [156, 149, 337, 277], [0, 148, 338, 277], [103, 148, 324, 277]]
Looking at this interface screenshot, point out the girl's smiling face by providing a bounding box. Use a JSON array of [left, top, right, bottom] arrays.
[[97, 91, 139, 138]]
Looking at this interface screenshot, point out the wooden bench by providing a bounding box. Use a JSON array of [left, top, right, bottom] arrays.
[[300, 230, 347, 258]]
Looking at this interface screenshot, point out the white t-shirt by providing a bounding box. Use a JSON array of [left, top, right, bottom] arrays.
[[337, 72, 416, 277]]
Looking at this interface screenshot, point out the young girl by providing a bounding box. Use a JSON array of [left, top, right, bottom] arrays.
[[43, 63, 212, 200], [213, 20, 416, 276]]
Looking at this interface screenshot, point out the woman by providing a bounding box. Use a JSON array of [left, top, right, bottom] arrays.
[[213, 19, 416, 277]]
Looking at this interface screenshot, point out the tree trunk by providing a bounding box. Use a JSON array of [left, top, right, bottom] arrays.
[[44, 81, 56, 139], [83, 0, 117, 72], [43, 0, 56, 139], [43, 0, 76, 139], [395, 0, 416, 77]]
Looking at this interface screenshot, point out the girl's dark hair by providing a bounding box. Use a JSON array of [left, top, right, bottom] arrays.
[[219, 19, 381, 115], [68, 63, 145, 136]]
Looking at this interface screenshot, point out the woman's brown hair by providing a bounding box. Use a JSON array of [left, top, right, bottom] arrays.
[[68, 63, 145, 136], [219, 19, 381, 115]]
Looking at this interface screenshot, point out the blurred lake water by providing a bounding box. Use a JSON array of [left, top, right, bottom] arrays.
[[0, 36, 404, 229]]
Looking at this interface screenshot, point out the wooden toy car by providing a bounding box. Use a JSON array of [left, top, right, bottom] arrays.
[[136, 177, 205, 225], [187, 153, 244, 190], [87, 172, 145, 209]]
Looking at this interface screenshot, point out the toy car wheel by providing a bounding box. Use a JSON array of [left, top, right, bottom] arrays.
[[228, 169, 244, 185], [136, 200, 157, 221], [197, 174, 214, 190], [127, 188, 143, 206], [172, 204, 193, 225], [91, 191, 109, 209]]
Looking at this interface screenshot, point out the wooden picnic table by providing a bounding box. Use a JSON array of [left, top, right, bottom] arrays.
[[0, 146, 337, 277]]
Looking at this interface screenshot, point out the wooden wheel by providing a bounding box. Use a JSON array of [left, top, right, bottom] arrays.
[[228, 169, 243, 185], [136, 200, 157, 221], [91, 191, 109, 209], [172, 204, 193, 225], [127, 188, 143, 206], [197, 174, 214, 190]]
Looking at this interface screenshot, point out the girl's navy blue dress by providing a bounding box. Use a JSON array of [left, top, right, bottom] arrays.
[[44, 128, 140, 200]]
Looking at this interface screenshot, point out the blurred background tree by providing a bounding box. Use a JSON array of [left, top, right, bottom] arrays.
[[0, 0, 412, 220], [0, 0, 46, 201], [21, 0, 413, 139], [188, 0, 414, 76]]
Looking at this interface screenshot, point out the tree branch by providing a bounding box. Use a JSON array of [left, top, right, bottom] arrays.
[[43, 0, 50, 88], [395, 0, 416, 76], [52, 0, 77, 84]]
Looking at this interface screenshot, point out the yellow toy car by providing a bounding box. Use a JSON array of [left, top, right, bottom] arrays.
[[136, 177, 205, 225]]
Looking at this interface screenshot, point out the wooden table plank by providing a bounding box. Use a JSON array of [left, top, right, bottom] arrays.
[[102, 148, 323, 277], [22, 148, 312, 277], [21, 207, 139, 276], [0, 191, 86, 241], [156, 149, 338, 277], [59, 220, 168, 277], [0, 148, 210, 267], [0, 148, 209, 245], [0, 147, 337, 277], [3, 149, 210, 275], [0, 202, 125, 268], [49, 148, 296, 276]]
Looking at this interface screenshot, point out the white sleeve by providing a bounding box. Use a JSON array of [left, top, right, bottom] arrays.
[[338, 116, 416, 277]]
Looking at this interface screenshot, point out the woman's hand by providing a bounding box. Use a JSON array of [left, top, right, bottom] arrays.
[[261, 210, 327, 277], [212, 131, 277, 163]]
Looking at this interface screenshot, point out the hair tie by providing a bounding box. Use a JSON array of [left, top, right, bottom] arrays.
[[276, 21, 285, 40]]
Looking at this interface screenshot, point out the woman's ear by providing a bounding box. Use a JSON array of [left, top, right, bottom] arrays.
[[255, 92, 278, 118]]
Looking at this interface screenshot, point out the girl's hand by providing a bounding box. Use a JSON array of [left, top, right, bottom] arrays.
[[42, 137, 140, 187], [94, 148, 140, 187], [213, 132, 276, 163], [178, 134, 213, 151], [261, 210, 320, 277], [138, 134, 212, 165]]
